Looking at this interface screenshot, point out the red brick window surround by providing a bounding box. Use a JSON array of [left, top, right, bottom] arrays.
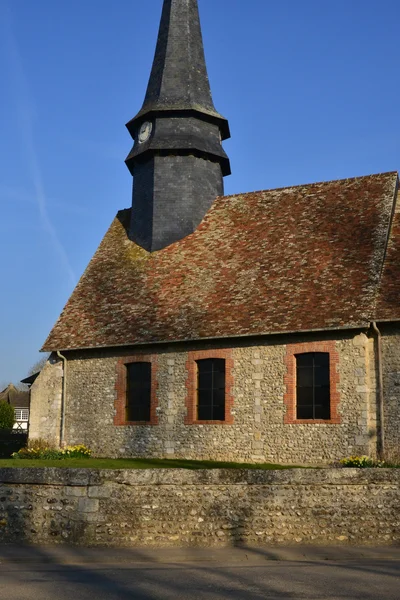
[[284, 341, 340, 424], [185, 349, 234, 425], [114, 355, 158, 426]]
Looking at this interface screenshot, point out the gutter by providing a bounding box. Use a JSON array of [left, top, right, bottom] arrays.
[[44, 322, 371, 354], [371, 322, 385, 458], [56, 351, 67, 448]]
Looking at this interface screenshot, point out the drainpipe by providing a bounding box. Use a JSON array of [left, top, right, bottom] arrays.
[[57, 351, 67, 448], [371, 322, 385, 458]]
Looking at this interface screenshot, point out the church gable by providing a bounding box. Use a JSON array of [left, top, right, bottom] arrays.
[[43, 171, 398, 352]]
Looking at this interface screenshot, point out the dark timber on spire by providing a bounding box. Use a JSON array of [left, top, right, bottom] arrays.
[[125, 0, 231, 252]]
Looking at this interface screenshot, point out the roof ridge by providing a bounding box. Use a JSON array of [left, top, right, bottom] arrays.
[[219, 171, 399, 200]]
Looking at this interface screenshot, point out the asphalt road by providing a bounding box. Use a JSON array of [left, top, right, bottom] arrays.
[[0, 546, 399, 600]]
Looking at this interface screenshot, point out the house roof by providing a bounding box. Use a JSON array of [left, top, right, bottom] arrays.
[[43, 171, 399, 352], [0, 384, 30, 408]]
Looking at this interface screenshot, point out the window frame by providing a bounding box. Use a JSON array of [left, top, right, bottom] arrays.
[[284, 341, 340, 424], [295, 352, 331, 420], [185, 349, 234, 425], [196, 358, 226, 421], [115, 355, 158, 426], [126, 361, 152, 423], [14, 408, 29, 422]]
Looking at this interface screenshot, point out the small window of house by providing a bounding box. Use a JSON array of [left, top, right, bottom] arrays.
[[126, 362, 152, 422], [14, 409, 29, 422], [196, 358, 225, 421], [296, 352, 330, 420]]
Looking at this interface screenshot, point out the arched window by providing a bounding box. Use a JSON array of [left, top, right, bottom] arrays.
[[296, 352, 330, 420], [196, 358, 226, 421], [126, 362, 152, 422]]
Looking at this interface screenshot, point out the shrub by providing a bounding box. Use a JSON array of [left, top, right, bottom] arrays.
[[27, 438, 56, 451], [0, 401, 15, 430], [12, 443, 92, 460]]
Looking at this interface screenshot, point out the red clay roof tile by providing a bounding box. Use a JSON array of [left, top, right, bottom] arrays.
[[42, 171, 399, 351]]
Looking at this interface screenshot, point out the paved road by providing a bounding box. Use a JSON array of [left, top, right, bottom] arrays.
[[0, 546, 399, 600]]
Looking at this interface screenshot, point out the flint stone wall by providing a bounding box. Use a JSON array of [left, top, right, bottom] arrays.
[[29, 327, 400, 464], [382, 326, 400, 458], [0, 468, 398, 547], [62, 331, 375, 463]]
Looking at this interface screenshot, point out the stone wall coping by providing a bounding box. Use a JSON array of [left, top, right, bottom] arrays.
[[0, 468, 399, 487]]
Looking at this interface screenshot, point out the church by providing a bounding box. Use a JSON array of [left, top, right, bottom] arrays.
[[29, 0, 400, 464]]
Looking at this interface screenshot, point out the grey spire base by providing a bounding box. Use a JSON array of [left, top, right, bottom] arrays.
[[130, 155, 223, 252]]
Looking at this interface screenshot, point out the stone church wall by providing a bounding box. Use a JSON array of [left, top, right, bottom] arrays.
[[34, 329, 391, 465], [29, 360, 63, 446], [381, 324, 400, 460]]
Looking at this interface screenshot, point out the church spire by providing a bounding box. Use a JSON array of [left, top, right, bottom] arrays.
[[125, 0, 231, 252], [132, 0, 229, 138]]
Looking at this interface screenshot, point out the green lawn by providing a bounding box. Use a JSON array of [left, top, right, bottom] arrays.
[[0, 457, 296, 470]]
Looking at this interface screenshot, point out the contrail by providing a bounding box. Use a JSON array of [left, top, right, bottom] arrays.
[[1, 3, 76, 287]]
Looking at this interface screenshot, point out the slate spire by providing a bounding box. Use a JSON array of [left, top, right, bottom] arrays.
[[125, 0, 231, 252]]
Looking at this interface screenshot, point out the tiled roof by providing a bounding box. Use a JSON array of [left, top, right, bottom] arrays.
[[0, 385, 30, 408], [376, 201, 400, 319], [43, 172, 399, 351]]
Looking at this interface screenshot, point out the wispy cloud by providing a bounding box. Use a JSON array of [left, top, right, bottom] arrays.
[[1, 3, 76, 286]]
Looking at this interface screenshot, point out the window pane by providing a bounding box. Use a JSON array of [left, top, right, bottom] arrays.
[[132, 389, 150, 407], [213, 388, 225, 408], [198, 359, 214, 372], [314, 353, 329, 368], [129, 405, 150, 422], [297, 405, 313, 419], [198, 371, 213, 390], [296, 353, 314, 367], [214, 369, 225, 389], [213, 405, 225, 420], [213, 359, 225, 373], [198, 406, 213, 420], [314, 403, 330, 420], [315, 366, 330, 387], [297, 366, 313, 387], [297, 387, 313, 406], [198, 389, 212, 407], [315, 386, 330, 407]]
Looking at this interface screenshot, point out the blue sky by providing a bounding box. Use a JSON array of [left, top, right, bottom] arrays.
[[0, 0, 399, 386]]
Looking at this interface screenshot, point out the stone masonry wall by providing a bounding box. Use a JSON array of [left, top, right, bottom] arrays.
[[36, 330, 385, 464], [382, 325, 400, 459], [0, 468, 398, 547], [29, 360, 63, 446]]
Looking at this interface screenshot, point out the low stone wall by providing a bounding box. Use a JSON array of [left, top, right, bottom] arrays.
[[0, 468, 399, 547]]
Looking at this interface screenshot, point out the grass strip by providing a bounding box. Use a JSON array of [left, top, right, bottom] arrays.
[[0, 457, 297, 470]]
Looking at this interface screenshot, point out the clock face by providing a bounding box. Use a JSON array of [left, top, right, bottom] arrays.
[[138, 121, 152, 143]]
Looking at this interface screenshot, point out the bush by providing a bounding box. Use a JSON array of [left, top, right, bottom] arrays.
[[0, 401, 15, 430], [12, 443, 92, 460]]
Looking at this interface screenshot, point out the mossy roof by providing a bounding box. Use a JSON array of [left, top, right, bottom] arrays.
[[43, 171, 400, 351]]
